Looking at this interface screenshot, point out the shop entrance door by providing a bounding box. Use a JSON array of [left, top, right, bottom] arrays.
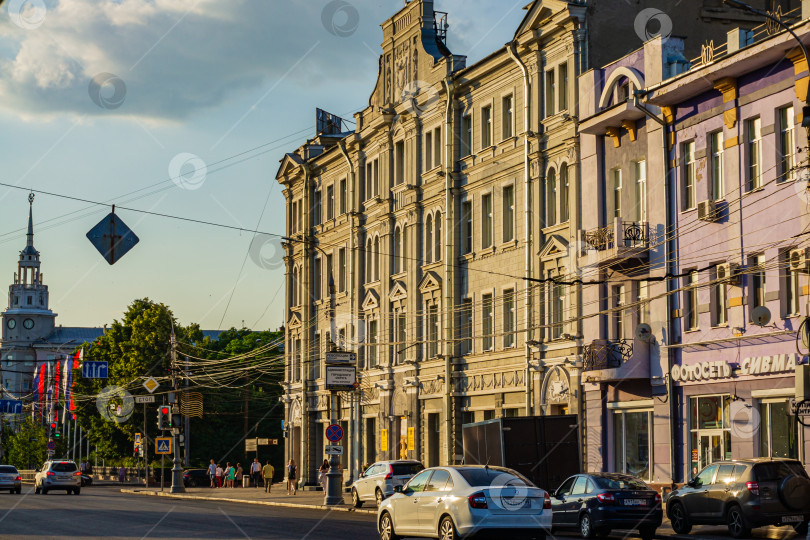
[[698, 431, 723, 470]]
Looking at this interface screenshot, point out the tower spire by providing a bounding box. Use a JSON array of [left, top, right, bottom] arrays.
[[26, 192, 34, 248]]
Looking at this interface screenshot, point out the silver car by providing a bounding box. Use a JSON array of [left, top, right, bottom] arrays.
[[352, 460, 424, 507], [377, 465, 552, 540], [34, 460, 81, 495], [0, 465, 22, 494]]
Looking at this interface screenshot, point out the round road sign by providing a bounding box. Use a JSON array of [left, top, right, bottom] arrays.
[[325, 424, 344, 442], [47, 440, 55, 451]]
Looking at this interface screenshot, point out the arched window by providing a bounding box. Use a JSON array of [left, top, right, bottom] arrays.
[[401, 226, 407, 272], [547, 168, 557, 227], [425, 214, 434, 264], [434, 211, 441, 262], [292, 267, 299, 305], [374, 236, 381, 281], [393, 227, 402, 274], [560, 164, 569, 223], [366, 238, 372, 282]]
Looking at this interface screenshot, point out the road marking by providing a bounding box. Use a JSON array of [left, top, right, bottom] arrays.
[[140, 505, 175, 539], [219, 507, 251, 539]]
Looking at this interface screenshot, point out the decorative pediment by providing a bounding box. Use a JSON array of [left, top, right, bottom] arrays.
[[514, 0, 570, 38], [275, 153, 304, 182], [418, 272, 441, 294], [389, 281, 407, 302], [362, 289, 380, 312], [287, 312, 302, 329], [538, 235, 569, 262]]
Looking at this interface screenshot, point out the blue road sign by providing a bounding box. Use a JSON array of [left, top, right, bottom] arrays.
[[0, 400, 23, 414], [155, 437, 172, 455], [86, 211, 140, 265], [325, 424, 343, 443], [47, 440, 55, 451], [82, 361, 108, 379]]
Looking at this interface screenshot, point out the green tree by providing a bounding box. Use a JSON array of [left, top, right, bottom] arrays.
[[3, 419, 47, 470]]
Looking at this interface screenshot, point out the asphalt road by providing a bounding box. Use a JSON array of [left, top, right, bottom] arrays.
[[0, 486, 803, 540]]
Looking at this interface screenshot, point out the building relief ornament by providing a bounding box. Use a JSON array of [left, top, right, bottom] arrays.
[[542, 366, 570, 405], [421, 379, 444, 395], [395, 42, 411, 100], [455, 370, 524, 393], [361, 385, 380, 404]]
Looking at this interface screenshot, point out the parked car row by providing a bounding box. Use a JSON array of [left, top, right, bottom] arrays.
[[359, 457, 809, 540]]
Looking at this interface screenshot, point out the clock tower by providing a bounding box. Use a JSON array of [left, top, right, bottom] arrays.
[[1, 194, 56, 344]]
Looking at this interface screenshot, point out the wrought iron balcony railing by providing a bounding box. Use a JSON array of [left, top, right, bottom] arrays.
[[583, 339, 633, 371], [583, 220, 648, 251]]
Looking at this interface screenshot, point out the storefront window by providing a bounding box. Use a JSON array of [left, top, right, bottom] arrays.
[[613, 409, 652, 482], [760, 400, 799, 459], [689, 395, 732, 475]]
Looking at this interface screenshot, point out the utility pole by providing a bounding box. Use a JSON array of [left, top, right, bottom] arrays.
[[184, 354, 190, 468], [169, 327, 185, 493]]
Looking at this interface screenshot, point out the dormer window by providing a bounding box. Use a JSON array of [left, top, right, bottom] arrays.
[[617, 81, 631, 103]]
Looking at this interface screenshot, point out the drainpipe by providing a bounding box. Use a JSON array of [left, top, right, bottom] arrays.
[[507, 40, 533, 416], [337, 139, 360, 482], [442, 74, 455, 465], [299, 159, 311, 488]]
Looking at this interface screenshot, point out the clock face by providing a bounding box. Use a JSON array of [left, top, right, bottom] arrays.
[[23, 318, 34, 330], [6, 318, 15, 329]]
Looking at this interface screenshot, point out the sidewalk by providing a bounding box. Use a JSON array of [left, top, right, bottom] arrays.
[[121, 484, 377, 515]]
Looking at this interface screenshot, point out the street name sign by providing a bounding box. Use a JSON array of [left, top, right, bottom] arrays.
[[155, 437, 172, 454], [325, 445, 343, 455], [143, 377, 160, 394], [326, 365, 356, 391], [325, 424, 344, 442], [0, 400, 23, 414], [82, 361, 108, 379], [325, 352, 356, 365], [246, 439, 257, 452], [135, 395, 155, 404]]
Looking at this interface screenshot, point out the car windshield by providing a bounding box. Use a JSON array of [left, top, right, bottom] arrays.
[[594, 475, 649, 490], [391, 463, 424, 476], [51, 462, 77, 473], [755, 461, 809, 481], [0, 466, 17, 474], [457, 467, 535, 488]]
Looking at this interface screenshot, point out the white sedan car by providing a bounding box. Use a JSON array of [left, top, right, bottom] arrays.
[[377, 465, 551, 540]]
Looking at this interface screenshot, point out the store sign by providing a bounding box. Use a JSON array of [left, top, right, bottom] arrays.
[[672, 353, 804, 382]]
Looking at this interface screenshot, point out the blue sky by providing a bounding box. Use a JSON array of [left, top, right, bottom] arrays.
[[0, 0, 529, 330]]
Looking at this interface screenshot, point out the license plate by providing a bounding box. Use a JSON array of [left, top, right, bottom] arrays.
[[59, 476, 70, 480], [624, 499, 647, 506], [782, 516, 803, 523]]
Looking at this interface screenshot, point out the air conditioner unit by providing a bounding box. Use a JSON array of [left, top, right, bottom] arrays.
[[716, 262, 741, 285], [789, 247, 810, 273], [697, 200, 719, 222]]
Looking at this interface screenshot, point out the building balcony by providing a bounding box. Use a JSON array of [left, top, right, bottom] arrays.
[[582, 338, 649, 383], [578, 218, 649, 268]]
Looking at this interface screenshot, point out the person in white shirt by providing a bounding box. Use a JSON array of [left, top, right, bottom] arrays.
[[250, 458, 262, 488], [207, 459, 216, 488]]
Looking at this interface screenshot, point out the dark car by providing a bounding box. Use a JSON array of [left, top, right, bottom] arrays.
[[183, 469, 209, 487], [667, 458, 810, 538], [550, 473, 662, 540]]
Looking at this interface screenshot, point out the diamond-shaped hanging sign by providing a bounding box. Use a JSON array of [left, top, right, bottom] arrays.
[[143, 377, 160, 394], [86, 211, 139, 265]]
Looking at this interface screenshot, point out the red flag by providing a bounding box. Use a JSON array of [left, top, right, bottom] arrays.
[[73, 348, 83, 369], [53, 358, 61, 403]]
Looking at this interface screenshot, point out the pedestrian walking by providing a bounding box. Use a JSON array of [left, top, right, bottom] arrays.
[[118, 465, 126, 484], [208, 459, 216, 488], [224, 463, 231, 488], [235, 463, 243, 487], [262, 460, 274, 493], [318, 459, 329, 492], [250, 458, 261, 487], [215, 464, 223, 487], [286, 459, 297, 495]]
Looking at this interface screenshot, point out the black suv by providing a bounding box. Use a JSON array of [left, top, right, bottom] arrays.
[[666, 458, 810, 538]]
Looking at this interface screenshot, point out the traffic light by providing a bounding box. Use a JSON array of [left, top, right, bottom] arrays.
[[51, 422, 60, 438], [157, 405, 171, 430]]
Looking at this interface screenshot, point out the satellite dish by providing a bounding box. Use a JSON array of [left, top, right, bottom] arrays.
[[800, 317, 810, 351], [635, 323, 653, 342], [751, 306, 772, 327]]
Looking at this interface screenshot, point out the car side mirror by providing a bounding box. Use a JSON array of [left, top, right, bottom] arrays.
[[393, 485, 403, 493], [687, 478, 697, 488]]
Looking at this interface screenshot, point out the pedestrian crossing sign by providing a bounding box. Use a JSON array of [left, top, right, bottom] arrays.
[[155, 437, 172, 454]]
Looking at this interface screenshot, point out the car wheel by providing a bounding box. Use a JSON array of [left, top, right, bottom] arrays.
[[669, 502, 692, 535], [74, 488, 81, 495], [41, 488, 47, 495], [639, 525, 656, 540], [439, 516, 458, 540], [378, 511, 400, 540], [580, 513, 595, 539], [375, 488, 384, 507], [726, 505, 750, 539], [14, 488, 20, 494], [352, 488, 363, 508]]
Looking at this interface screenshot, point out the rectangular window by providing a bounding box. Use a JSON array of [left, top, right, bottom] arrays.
[[712, 265, 728, 327], [560, 165, 570, 223], [326, 185, 334, 221], [747, 117, 762, 190], [425, 131, 433, 170], [297, 201, 302, 232], [481, 105, 492, 148], [368, 319, 378, 368], [786, 258, 800, 317], [710, 131, 724, 200], [683, 141, 696, 210], [314, 190, 322, 225], [314, 257, 322, 301], [326, 254, 334, 295], [635, 160, 647, 222], [461, 201, 473, 254], [395, 141, 405, 185], [428, 305, 439, 358], [462, 114, 472, 157], [551, 277, 565, 340], [750, 254, 766, 311], [779, 106, 795, 182], [685, 270, 699, 330], [504, 289, 515, 348], [313, 334, 322, 380], [366, 161, 373, 200], [338, 248, 346, 293], [397, 311, 407, 364], [502, 95, 513, 139], [559, 62, 568, 111], [433, 127, 442, 168], [759, 400, 799, 459], [290, 201, 297, 234], [460, 298, 473, 355], [612, 410, 653, 482], [612, 284, 625, 339], [373, 159, 379, 197], [613, 168, 622, 218], [502, 185, 515, 243], [689, 395, 733, 470], [545, 70, 555, 116], [548, 170, 557, 226], [636, 281, 649, 325], [339, 178, 347, 215], [482, 293, 494, 351], [481, 193, 493, 249]]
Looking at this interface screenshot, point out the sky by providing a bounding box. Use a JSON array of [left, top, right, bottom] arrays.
[[0, 0, 530, 331]]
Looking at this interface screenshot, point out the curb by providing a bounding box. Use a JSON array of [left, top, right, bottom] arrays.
[[120, 489, 377, 515]]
